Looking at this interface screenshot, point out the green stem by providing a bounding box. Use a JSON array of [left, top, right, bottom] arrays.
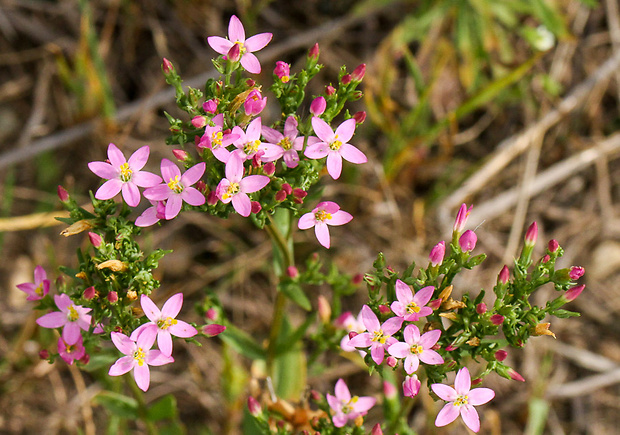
[[126, 376, 158, 435]]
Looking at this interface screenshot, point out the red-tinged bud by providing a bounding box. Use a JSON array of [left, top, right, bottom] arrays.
[[205, 308, 218, 321], [227, 43, 241, 62], [246, 79, 256, 87], [371, 423, 384, 435], [428, 299, 442, 310], [292, 188, 307, 200], [325, 85, 336, 96], [293, 197, 303, 204], [352, 111, 366, 124], [490, 314, 505, 325], [459, 230, 477, 252], [308, 43, 320, 60], [281, 183, 292, 195], [172, 149, 189, 161], [352, 90, 363, 100], [196, 181, 207, 195], [352, 273, 363, 285], [565, 284, 585, 302], [569, 266, 585, 280], [310, 96, 326, 116], [542, 254, 550, 263], [263, 162, 275, 176], [508, 368, 525, 382], [386, 356, 397, 368], [207, 191, 218, 205], [203, 99, 218, 113], [57, 185, 70, 202], [39, 349, 49, 360], [275, 190, 287, 202], [348, 331, 359, 340], [79, 353, 90, 365], [251, 201, 261, 214], [403, 375, 421, 398], [203, 324, 226, 337], [317, 295, 331, 323], [215, 81, 223, 93], [498, 265, 510, 284], [88, 232, 103, 248], [247, 396, 262, 417], [83, 286, 96, 300], [274, 61, 291, 83], [162, 58, 174, 74], [525, 222, 538, 247], [191, 115, 207, 128], [351, 64, 366, 82], [429, 241, 446, 266], [476, 303, 487, 315], [287, 266, 299, 278], [495, 349, 508, 361], [383, 381, 397, 399], [251, 151, 264, 169], [472, 378, 483, 386], [107, 291, 118, 304], [341, 74, 352, 85], [310, 390, 321, 402], [378, 305, 391, 315], [453, 204, 473, 235], [548, 239, 559, 253]]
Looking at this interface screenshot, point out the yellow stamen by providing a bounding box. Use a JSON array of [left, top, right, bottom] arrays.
[[157, 317, 178, 330], [222, 182, 240, 200], [133, 347, 146, 366], [278, 137, 292, 150], [244, 140, 261, 155], [406, 302, 421, 314], [67, 305, 79, 322], [372, 330, 387, 344], [330, 135, 343, 151], [211, 131, 223, 148], [455, 395, 469, 406], [35, 284, 44, 296], [314, 209, 332, 222], [167, 175, 184, 194], [119, 163, 133, 182], [410, 344, 424, 355], [234, 41, 247, 56]]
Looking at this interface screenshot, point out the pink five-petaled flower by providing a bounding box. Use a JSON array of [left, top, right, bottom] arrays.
[[131, 293, 198, 357], [207, 15, 272, 74], [36, 294, 92, 345], [326, 378, 376, 428], [17, 265, 50, 301], [109, 329, 174, 392], [231, 117, 275, 161], [297, 201, 352, 249], [348, 305, 403, 365], [88, 143, 162, 207], [431, 367, 495, 433], [390, 279, 434, 322], [261, 116, 305, 168], [198, 113, 238, 163], [244, 89, 267, 116], [143, 159, 206, 220], [388, 324, 444, 374], [58, 335, 85, 365], [216, 153, 270, 217], [305, 117, 367, 179]]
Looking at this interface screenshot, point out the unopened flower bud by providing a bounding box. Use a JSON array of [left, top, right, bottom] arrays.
[[348, 331, 359, 340], [371, 423, 384, 435], [325, 85, 336, 96], [378, 305, 391, 315], [569, 266, 585, 280], [281, 183, 292, 195], [263, 162, 275, 175], [548, 239, 559, 253], [275, 190, 287, 202], [287, 266, 299, 278], [205, 308, 218, 321], [83, 286, 96, 300], [88, 232, 103, 248], [227, 43, 241, 62], [495, 349, 508, 361], [428, 299, 442, 310], [274, 61, 291, 83], [352, 273, 363, 285], [57, 185, 70, 202], [162, 58, 174, 74], [317, 295, 331, 323], [191, 115, 207, 128], [542, 254, 550, 263], [565, 284, 585, 302], [352, 111, 366, 124], [508, 368, 525, 382], [310, 97, 326, 116], [445, 344, 458, 351], [498, 265, 510, 284], [472, 378, 483, 386], [341, 74, 352, 85], [308, 43, 320, 60], [247, 396, 262, 417], [383, 381, 397, 399], [246, 79, 256, 87], [203, 99, 218, 113], [251, 201, 261, 214], [195, 181, 207, 194], [476, 303, 487, 315], [107, 291, 118, 304], [453, 203, 472, 235], [292, 188, 307, 199], [203, 324, 226, 337], [459, 230, 477, 252], [429, 241, 446, 266], [386, 356, 397, 368], [172, 149, 189, 161], [525, 222, 538, 247], [490, 314, 505, 325], [351, 63, 366, 82], [207, 191, 218, 205], [403, 375, 421, 398], [39, 349, 49, 360], [79, 353, 90, 365]]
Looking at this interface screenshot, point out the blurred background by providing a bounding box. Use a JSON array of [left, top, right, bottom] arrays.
[[1, 0, 619, 433]]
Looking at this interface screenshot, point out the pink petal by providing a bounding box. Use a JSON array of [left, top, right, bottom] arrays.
[[326, 393, 340, 412], [413, 286, 434, 307], [353, 396, 376, 413], [128, 146, 150, 171], [135, 206, 160, 227], [181, 162, 206, 186], [132, 171, 163, 188], [304, 143, 329, 159], [317, 201, 339, 214], [136, 325, 157, 350], [62, 322, 82, 345], [239, 175, 270, 193], [34, 265, 47, 284], [298, 213, 316, 230], [55, 294, 73, 311], [431, 383, 458, 402], [228, 15, 245, 42], [157, 330, 173, 356], [232, 193, 251, 217], [370, 344, 385, 365], [121, 182, 141, 207], [161, 293, 183, 318], [339, 143, 367, 164], [334, 379, 351, 401], [225, 153, 244, 182], [419, 349, 444, 365], [181, 187, 205, 206], [143, 184, 171, 201], [314, 222, 330, 248], [95, 179, 123, 200], [169, 320, 197, 338], [334, 119, 356, 143], [311, 117, 334, 142], [395, 280, 413, 304], [140, 295, 161, 322], [332, 413, 348, 428], [455, 367, 471, 395], [107, 143, 126, 168], [240, 52, 261, 74], [130, 323, 154, 341], [283, 116, 298, 138], [282, 150, 299, 168], [207, 36, 233, 55], [360, 305, 380, 332], [404, 324, 420, 344], [246, 117, 262, 140], [387, 342, 410, 358], [109, 356, 135, 376], [404, 355, 420, 374], [160, 159, 180, 182], [261, 126, 282, 144], [435, 403, 460, 427], [244, 33, 272, 52], [133, 363, 150, 391], [88, 161, 117, 179], [468, 388, 495, 406], [327, 210, 352, 226], [146, 349, 174, 366], [381, 317, 403, 336], [165, 194, 182, 219], [419, 329, 442, 348], [36, 311, 66, 329], [111, 332, 136, 355], [460, 405, 480, 433], [347, 332, 372, 348], [326, 152, 343, 179]]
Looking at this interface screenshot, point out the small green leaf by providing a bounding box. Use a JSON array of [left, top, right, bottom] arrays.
[[219, 325, 266, 360], [278, 281, 311, 311], [95, 391, 139, 419], [147, 394, 178, 422]]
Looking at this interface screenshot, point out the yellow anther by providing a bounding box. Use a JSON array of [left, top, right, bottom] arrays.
[[157, 317, 178, 330], [406, 302, 421, 314], [244, 140, 261, 155], [455, 395, 469, 406], [119, 162, 133, 182], [212, 131, 223, 147], [278, 137, 292, 150], [315, 209, 332, 222], [372, 330, 386, 344], [133, 347, 146, 366], [67, 305, 79, 322], [410, 344, 424, 355], [167, 175, 184, 193]]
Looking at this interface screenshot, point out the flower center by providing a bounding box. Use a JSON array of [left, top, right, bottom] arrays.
[[167, 175, 184, 194], [234, 41, 247, 56], [330, 135, 343, 151], [35, 283, 44, 296], [244, 140, 261, 155], [455, 394, 469, 407], [211, 131, 223, 148], [66, 344, 76, 354], [406, 302, 421, 314], [372, 330, 386, 344], [222, 182, 240, 200], [278, 137, 292, 150], [314, 209, 332, 222], [157, 317, 178, 330], [119, 163, 133, 182], [67, 305, 79, 322], [133, 347, 146, 366], [341, 396, 359, 414], [281, 75, 290, 83], [410, 344, 424, 355]]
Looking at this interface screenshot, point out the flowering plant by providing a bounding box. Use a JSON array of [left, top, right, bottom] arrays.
[[18, 14, 585, 434]]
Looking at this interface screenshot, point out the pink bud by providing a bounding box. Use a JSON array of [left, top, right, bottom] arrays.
[[472, 378, 483, 386], [498, 265, 510, 284], [205, 308, 217, 321], [383, 381, 397, 399], [548, 239, 559, 253], [79, 353, 90, 365], [247, 396, 262, 417], [83, 286, 96, 300], [39, 349, 49, 360], [458, 230, 477, 252], [251, 201, 262, 214], [402, 375, 421, 398], [263, 162, 275, 176], [308, 43, 320, 60], [196, 181, 207, 194], [348, 331, 359, 340], [378, 304, 391, 315], [490, 314, 505, 325], [172, 149, 189, 161], [310, 389, 321, 402], [207, 191, 218, 205], [569, 266, 585, 280], [287, 266, 299, 278], [428, 299, 442, 310], [107, 291, 118, 304], [275, 190, 287, 202], [341, 74, 352, 85], [203, 324, 226, 337], [274, 61, 291, 82], [386, 356, 397, 368], [565, 284, 585, 302], [351, 64, 366, 82], [292, 188, 307, 199], [191, 115, 207, 128], [495, 349, 508, 361], [203, 99, 218, 113], [310, 97, 326, 116], [252, 152, 264, 169], [325, 85, 336, 96], [371, 423, 384, 435], [542, 254, 550, 263], [476, 303, 487, 315], [508, 368, 525, 382], [525, 222, 538, 247], [162, 58, 174, 74], [453, 204, 473, 234], [429, 241, 446, 266], [352, 273, 363, 285], [227, 43, 241, 62], [352, 111, 366, 124], [88, 232, 103, 248], [246, 79, 256, 87], [280, 183, 292, 195], [57, 185, 69, 202], [445, 344, 458, 351]]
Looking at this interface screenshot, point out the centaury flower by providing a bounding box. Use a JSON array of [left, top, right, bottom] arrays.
[[58, 335, 85, 365], [388, 324, 443, 374], [216, 153, 270, 217], [390, 279, 434, 322], [261, 116, 305, 168], [17, 265, 50, 301], [36, 294, 92, 345], [347, 305, 403, 365], [327, 378, 376, 428], [297, 201, 352, 249]]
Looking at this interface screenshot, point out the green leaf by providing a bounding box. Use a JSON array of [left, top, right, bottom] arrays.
[[219, 324, 266, 360], [95, 391, 139, 419], [147, 394, 178, 422], [550, 309, 580, 318], [278, 281, 311, 311], [525, 397, 549, 435], [272, 347, 307, 401]]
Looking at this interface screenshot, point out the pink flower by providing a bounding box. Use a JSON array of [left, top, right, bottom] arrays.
[[326, 378, 376, 428], [310, 96, 326, 116], [388, 324, 444, 374], [453, 203, 473, 235], [88, 143, 162, 207], [429, 241, 446, 266], [297, 201, 352, 249], [17, 265, 50, 301], [58, 335, 85, 365], [198, 114, 238, 163], [274, 61, 291, 82], [244, 89, 267, 116], [261, 116, 305, 168], [525, 222, 538, 247], [569, 266, 585, 280], [108, 329, 174, 392], [305, 117, 367, 179], [216, 153, 270, 217], [403, 375, 421, 398], [36, 294, 92, 345], [131, 293, 198, 357], [143, 159, 206, 219], [347, 305, 403, 365], [207, 15, 272, 74], [390, 280, 433, 322], [231, 117, 277, 161], [431, 367, 495, 433], [459, 230, 477, 252]]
